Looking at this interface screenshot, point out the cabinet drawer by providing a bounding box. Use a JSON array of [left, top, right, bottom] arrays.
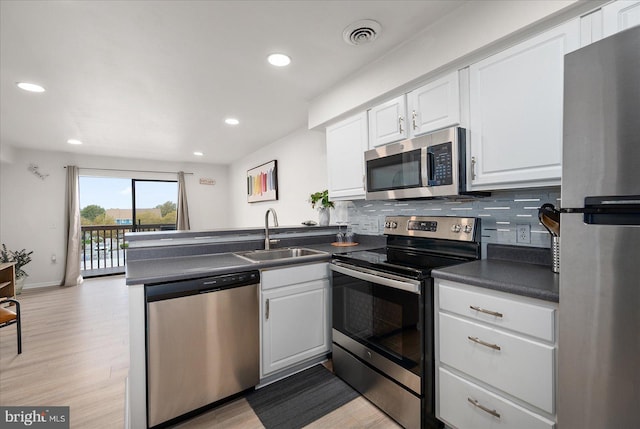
[[439, 313, 554, 413], [439, 368, 555, 429], [438, 281, 555, 342], [262, 263, 329, 290]]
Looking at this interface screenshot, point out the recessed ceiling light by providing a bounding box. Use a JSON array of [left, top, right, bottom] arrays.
[[67, 139, 83, 145], [225, 118, 240, 125], [193, 151, 204, 156], [267, 53, 291, 67], [16, 82, 46, 93]]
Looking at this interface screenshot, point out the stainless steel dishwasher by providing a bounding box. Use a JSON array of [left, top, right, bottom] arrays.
[[145, 270, 260, 428]]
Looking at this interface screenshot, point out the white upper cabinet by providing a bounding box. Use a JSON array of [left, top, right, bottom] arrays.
[[326, 112, 368, 201], [580, 9, 604, 47], [407, 71, 460, 137], [603, 0, 640, 37], [368, 72, 461, 149], [368, 95, 408, 148], [468, 19, 580, 191]]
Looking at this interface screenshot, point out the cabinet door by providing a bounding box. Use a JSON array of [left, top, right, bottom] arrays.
[[469, 20, 580, 190], [368, 95, 407, 148], [326, 112, 368, 200], [603, 0, 640, 37], [407, 71, 460, 137], [261, 279, 330, 376]]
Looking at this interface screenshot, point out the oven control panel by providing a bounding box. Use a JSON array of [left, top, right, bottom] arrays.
[[384, 215, 479, 241], [407, 220, 438, 232]]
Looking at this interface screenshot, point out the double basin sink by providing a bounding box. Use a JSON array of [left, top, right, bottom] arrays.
[[234, 247, 327, 263]]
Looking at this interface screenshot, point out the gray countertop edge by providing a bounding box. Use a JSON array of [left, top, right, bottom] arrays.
[[125, 225, 340, 243], [432, 259, 559, 302]]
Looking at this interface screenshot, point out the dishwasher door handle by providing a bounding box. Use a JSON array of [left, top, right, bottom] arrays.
[[265, 299, 270, 320]]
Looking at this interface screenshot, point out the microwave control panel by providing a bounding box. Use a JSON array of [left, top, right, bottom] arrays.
[[428, 142, 453, 186]]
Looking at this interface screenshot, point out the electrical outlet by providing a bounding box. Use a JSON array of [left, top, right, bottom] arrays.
[[517, 224, 531, 244]]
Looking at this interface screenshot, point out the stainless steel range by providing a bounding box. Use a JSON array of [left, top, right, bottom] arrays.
[[331, 216, 481, 429]]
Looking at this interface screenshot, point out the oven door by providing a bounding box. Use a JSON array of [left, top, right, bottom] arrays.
[[331, 261, 424, 395]]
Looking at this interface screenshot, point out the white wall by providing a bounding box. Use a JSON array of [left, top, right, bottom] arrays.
[[308, 0, 602, 127], [229, 127, 327, 228], [0, 147, 230, 288]]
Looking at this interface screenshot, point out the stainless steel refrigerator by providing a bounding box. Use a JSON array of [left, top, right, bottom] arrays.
[[558, 26, 640, 428]]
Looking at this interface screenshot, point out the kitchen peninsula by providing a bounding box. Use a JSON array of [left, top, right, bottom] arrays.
[[124, 225, 383, 429]]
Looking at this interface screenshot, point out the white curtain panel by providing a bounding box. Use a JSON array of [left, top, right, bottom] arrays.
[[177, 171, 191, 230], [62, 166, 83, 286]]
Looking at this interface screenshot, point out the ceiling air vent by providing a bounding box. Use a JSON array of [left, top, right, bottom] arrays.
[[343, 20, 382, 46]]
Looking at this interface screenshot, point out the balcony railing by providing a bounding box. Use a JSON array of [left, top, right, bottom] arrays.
[[81, 223, 175, 276]]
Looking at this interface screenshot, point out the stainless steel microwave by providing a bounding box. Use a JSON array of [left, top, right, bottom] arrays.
[[365, 126, 468, 200]]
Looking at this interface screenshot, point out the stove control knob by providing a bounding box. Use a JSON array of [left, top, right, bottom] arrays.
[[463, 225, 473, 234], [451, 224, 461, 233], [391, 221, 398, 228], [384, 221, 390, 228]]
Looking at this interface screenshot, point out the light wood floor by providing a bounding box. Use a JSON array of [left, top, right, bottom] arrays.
[[0, 277, 400, 428]]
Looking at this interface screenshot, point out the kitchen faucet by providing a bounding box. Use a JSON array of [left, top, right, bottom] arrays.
[[264, 208, 279, 250]]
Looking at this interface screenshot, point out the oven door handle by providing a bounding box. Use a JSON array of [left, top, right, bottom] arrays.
[[330, 262, 421, 294]]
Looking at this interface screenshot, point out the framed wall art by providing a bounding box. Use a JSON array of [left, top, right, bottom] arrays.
[[247, 160, 278, 203]]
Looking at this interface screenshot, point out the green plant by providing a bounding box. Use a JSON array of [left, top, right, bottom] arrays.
[[309, 190, 334, 209], [1, 244, 33, 279]]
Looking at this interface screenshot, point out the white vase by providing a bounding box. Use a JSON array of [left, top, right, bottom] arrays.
[[318, 208, 330, 226], [15, 277, 25, 295]]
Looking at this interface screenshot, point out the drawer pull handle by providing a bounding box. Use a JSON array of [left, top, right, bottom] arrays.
[[470, 305, 503, 318], [468, 336, 501, 351], [467, 397, 501, 419]]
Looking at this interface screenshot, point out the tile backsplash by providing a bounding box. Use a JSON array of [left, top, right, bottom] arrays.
[[335, 188, 560, 252]]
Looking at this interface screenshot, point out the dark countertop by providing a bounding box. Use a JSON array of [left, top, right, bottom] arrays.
[[126, 241, 383, 285], [432, 259, 559, 302]]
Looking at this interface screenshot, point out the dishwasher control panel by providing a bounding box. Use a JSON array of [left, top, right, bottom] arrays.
[[146, 270, 260, 302]]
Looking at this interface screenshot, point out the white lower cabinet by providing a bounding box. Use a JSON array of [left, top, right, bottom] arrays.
[[439, 313, 554, 413], [439, 368, 555, 429], [435, 279, 558, 429], [260, 263, 330, 378]]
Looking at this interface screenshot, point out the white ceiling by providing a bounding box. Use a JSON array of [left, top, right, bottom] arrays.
[[0, 0, 465, 164]]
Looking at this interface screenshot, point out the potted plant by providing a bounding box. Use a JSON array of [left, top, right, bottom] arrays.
[[1, 244, 33, 295], [309, 190, 334, 226]]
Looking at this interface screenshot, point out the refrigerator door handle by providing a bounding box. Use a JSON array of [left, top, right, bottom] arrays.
[[563, 195, 640, 225]]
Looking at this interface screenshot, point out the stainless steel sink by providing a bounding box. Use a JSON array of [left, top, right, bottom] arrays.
[[234, 247, 327, 263]]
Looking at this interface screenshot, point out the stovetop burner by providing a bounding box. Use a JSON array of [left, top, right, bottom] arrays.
[[337, 248, 387, 264], [333, 215, 482, 279]]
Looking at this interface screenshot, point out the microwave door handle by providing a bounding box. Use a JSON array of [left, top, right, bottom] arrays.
[[427, 150, 435, 186], [421, 148, 430, 187]]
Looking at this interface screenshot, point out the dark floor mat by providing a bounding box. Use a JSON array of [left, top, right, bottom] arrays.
[[246, 365, 360, 429]]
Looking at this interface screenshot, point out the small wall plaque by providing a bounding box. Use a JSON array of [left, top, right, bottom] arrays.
[[199, 178, 216, 186]]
